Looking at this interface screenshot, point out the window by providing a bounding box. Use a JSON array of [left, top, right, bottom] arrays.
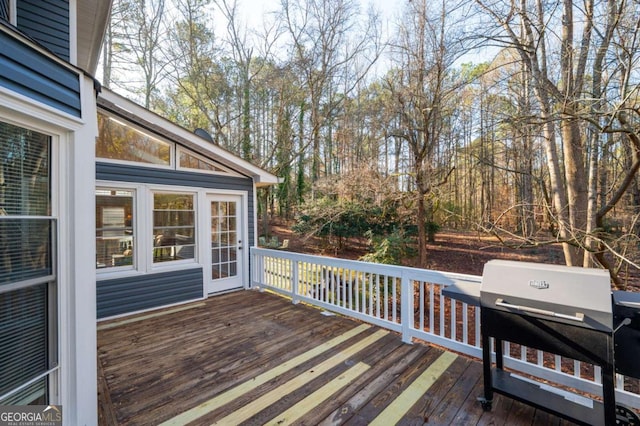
[[96, 112, 172, 166], [0, 0, 8, 21], [0, 120, 56, 405], [96, 188, 134, 269], [178, 148, 234, 175], [153, 193, 195, 263]]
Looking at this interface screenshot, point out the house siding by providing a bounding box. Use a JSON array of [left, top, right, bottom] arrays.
[[97, 267, 204, 319], [16, 0, 70, 61], [96, 162, 256, 244], [0, 29, 81, 116]]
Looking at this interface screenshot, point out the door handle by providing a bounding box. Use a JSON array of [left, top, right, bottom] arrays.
[[495, 298, 584, 322]]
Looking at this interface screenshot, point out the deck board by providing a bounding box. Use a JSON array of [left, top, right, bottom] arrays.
[[97, 290, 578, 425]]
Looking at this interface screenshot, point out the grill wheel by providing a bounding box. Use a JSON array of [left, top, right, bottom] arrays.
[[616, 404, 640, 425]]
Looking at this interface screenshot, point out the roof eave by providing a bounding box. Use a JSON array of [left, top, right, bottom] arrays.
[[76, 0, 112, 74]]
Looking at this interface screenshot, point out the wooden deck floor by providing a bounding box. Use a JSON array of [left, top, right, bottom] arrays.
[[97, 290, 577, 425]]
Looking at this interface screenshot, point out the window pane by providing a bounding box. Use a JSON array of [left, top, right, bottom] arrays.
[[179, 150, 227, 173], [96, 189, 134, 269], [0, 378, 47, 405], [0, 0, 9, 21], [0, 121, 50, 216], [0, 285, 49, 403], [96, 113, 171, 166], [153, 193, 195, 263], [0, 219, 53, 284]]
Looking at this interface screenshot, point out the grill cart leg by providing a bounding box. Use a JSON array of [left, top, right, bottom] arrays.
[[479, 330, 493, 411], [602, 361, 616, 426], [495, 337, 504, 369]]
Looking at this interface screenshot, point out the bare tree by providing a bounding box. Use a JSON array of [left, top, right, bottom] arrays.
[[383, 0, 469, 267], [119, 0, 169, 108], [475, 0, 640, 284], [279, 0, 381, 185]]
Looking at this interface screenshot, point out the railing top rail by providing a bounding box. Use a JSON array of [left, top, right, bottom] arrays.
[[251, 247, 482, 286]]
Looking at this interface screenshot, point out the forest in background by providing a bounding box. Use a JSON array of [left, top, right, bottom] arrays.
[[100, 0, 640, 288]]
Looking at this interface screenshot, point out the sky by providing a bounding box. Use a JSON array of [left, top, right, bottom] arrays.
[[238, 0, 400, 29]]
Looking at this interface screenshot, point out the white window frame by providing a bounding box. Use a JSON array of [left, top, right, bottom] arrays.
[[96, 183, 199, 279], [0, 104, 64, 407], [95, 113, 175, 171], [8, 0, 16, 24]]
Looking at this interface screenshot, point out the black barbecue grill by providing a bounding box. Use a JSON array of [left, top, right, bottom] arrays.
[[443, 259, 640, 426]]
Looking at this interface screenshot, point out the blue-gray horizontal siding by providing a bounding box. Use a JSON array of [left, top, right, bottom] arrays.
[[0, 30, 80, 116], [97, 267, 204, 319], [17, 0, 69, 61], [96, 162, 256, 245]]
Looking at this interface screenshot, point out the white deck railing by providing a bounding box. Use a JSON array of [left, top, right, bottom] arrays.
[[250, 247, 640, 409]]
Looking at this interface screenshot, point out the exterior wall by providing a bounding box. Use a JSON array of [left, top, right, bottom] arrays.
[[17, 0, 70, 61], [96, 162, 256, 244], [0, 28, 80, 116], [97, 268, 204, 318], [96, 162, 255, 318]]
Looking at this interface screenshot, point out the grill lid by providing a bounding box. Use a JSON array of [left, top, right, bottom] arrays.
[[481, 260, 612, 332]]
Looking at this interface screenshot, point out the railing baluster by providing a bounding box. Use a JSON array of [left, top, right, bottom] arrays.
[[368, 273, 373, 316], [384, 275, 389, 321], [354, 272, 360, 313], [462, 302, 468, 344], [451, 297, 456, 341], [439, 284, 444, 337], [392, 277, 397, 323], [419, 281, 425, 331], [429, 283, 434, 334], [291, 260, 299, 304]]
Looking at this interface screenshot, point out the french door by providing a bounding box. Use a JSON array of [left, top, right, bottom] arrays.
[[206, 194, 244, 294]]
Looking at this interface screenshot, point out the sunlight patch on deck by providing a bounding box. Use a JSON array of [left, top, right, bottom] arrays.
[[212, 329, 388, 425], [160, 323, 373, 426], [97, 302, 206, 331], [265, 362, 371, 426], [369, 351, 458, 426]]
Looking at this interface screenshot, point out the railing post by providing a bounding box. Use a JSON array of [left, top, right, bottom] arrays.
[[401, 272, 413, 344], [255, 250, 265, 292], [291, 260, 300, 304]]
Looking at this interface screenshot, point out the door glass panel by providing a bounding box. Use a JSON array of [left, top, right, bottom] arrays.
[[210, 200, 238, 280]]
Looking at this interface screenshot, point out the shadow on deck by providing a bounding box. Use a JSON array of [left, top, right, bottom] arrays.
[[97, 290, 577, 425]]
